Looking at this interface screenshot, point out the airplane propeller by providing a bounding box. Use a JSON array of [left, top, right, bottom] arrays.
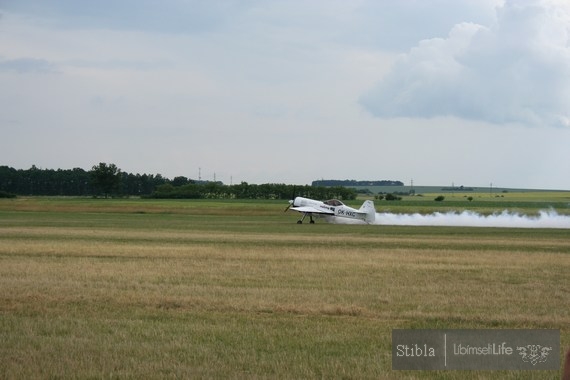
[[284, 200, 293, 212], [284, 186, 296, 212]]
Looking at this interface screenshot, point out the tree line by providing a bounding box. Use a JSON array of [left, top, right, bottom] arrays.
[[0, 164, 167, 197], [0, 164, 357, 200]]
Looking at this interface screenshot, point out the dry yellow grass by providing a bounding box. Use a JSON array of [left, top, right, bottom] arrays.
[[0, 203, 569, 378]]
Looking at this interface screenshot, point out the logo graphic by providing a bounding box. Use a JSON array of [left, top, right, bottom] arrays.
[[393, 329, 560, 370], [517, 345, 552, 365]]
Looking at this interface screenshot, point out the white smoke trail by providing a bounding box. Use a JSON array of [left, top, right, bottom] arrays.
[[373, 210, 570, 228]]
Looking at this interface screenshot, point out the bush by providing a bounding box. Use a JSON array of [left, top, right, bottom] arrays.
[[385, 193, 402, 201], [0, 191, 16, 198], [434, 195, 445, 202]]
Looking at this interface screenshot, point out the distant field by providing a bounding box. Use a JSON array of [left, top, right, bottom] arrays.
[[0, 198, 569, 378], [352, 185, 570, 195]]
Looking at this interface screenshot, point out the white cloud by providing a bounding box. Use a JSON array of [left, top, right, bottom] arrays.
[[360, 0, 570, 127]]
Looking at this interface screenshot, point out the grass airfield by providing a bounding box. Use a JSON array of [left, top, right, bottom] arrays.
[[0, 195, 569, 379]]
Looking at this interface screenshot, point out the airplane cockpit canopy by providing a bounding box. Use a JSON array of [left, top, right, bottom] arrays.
[[323, 199, 344, 206]]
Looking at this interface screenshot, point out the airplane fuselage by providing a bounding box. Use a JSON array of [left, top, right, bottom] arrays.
[[292, 197, 360, 219], [288, 197, 376, 224]]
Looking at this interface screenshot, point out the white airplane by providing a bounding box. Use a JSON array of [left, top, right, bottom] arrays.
[[284, 196, 376, 224]]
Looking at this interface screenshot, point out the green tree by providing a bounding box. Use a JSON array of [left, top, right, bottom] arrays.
[[90, 163, 121, 198], [172, 176, 190, 187]]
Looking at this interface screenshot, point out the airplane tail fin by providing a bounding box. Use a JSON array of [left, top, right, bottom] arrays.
[[359, 200, 376, 224]]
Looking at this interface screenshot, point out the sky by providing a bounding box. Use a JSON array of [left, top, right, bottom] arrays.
[[1, 0, 569, 189]]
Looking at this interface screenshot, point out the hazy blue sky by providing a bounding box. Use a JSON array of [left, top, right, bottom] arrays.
[[1, 0, 569, 189]]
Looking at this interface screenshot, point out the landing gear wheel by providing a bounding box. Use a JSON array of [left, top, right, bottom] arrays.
[[297, 220, 303, 224], [309, 220, 315, 224]]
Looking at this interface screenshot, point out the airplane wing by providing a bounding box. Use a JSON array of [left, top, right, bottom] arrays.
[[290, 206, 335, 215]]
